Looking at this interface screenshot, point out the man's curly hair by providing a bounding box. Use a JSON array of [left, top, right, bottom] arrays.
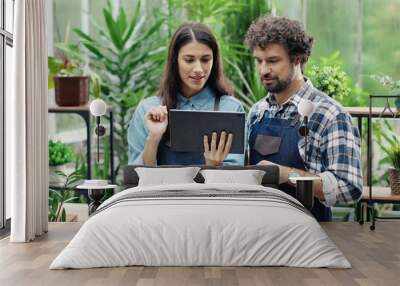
[[245, 16, 314, 67]]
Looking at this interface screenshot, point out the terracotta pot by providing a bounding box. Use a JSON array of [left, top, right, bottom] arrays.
[[388, 167, 400, 195], [54, 76, 89, 106]]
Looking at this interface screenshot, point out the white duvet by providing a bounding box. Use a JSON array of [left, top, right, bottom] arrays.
[[50, 183, 351, 269]]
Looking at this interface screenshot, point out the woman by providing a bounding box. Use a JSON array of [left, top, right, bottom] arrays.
[[128, 22, 244, 166]]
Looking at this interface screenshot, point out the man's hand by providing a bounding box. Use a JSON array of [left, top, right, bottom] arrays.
[[203, 131, 233, 166], [257, 160, 279, 167], [257, 160, 289, 184], [258, 160, 325, 200]]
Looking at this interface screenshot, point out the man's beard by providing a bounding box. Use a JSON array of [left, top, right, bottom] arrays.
[[262, 65, 295, 93]]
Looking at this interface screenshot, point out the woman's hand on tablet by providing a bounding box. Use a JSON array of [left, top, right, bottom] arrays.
[[203, 131, 233, 166], [145, 105, 168, 140]]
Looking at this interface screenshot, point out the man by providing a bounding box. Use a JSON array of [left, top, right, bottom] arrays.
[[245, 16, 362, 221]]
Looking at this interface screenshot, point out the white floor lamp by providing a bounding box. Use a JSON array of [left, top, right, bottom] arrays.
[[77, 99, 116, 214]]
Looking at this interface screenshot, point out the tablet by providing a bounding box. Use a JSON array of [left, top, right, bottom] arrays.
[[169, 109, 245, 154]]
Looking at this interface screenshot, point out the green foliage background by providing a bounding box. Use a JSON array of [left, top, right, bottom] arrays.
[[48, 140, 74, 166]]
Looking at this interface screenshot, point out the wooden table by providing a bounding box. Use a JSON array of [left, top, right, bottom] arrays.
[[345, 105, 400, 230], [358, 186, 400, 230], [361, 186, 400, 201], [344, 106, 400, 117]]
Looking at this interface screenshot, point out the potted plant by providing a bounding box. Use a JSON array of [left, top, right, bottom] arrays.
[[48, 52, 89, 106], [69, 0, 164, 173], [48, 32, 89, 106], [49, 140, 75, 186], [387, 143, 400, 195], [49, 167, 84, 222]]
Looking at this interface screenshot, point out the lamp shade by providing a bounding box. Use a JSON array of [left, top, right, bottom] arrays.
[[89, 99, 107, 117], [298, 99, 314, 117]]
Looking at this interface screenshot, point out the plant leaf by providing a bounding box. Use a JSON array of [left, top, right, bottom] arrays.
[[103, 5, 123, 50]]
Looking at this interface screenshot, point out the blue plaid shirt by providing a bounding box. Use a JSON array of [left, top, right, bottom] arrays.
[[128, 86, 245, 166], [247, 80, 363, 207]]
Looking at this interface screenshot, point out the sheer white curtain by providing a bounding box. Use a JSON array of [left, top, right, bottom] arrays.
[[7, 0, 48, 242]]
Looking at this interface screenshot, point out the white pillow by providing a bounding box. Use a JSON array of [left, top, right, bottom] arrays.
[[200, 169, 265, 185], [135, 167, 200, 186]]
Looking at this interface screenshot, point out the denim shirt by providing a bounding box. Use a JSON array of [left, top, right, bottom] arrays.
[[128, 86, 245, 165]]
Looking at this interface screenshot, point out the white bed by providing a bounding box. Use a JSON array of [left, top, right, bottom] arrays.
[[50, 183, 350, 269]]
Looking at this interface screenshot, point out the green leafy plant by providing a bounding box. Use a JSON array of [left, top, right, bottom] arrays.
[[48, 25, 87, 89], [305, 51, 368, 106], [221, 0, 271, 109], [375, 120, 400, 154], [48, 53, 83, 82], [307, 65, 350, 98], [370, 119, 400, 185], [48, 167, 85, 222], [48, 140, 74, 166], [69, 0, 165, 175], [387, 144, 400, 171], [226, 58, 265, 111]]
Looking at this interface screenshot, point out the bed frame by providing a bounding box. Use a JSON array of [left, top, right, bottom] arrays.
[[122, 165, 280, 189]]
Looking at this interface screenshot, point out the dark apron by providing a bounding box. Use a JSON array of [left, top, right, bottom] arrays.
[[248, 114, 332, 222], [157, 96, 220, 165]]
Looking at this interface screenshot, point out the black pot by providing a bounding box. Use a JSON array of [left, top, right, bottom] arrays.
[[54, 76, 89, 106]]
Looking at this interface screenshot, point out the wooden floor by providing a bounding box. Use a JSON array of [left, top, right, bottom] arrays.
[[1, 222, 399, 286]]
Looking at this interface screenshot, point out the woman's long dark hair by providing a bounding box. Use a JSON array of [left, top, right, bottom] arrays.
[[159, 22, 234, 111]]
